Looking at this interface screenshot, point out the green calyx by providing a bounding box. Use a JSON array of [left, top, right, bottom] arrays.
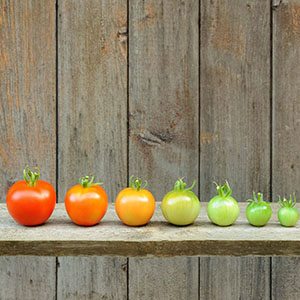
[[23, 166, 40, 187], [278, 194, 297, 208], [79, 176, 102, 188], [129, 176, 147, 191], [247, 192, 265, 203], [214, 181, 232, 198], [173, 178, 195, 192]]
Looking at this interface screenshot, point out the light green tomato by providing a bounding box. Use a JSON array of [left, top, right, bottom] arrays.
[[277, 195, 299, 227], [161, 179, 200, 226], [246, 193, 272, 227], [207, 181, 239, 226], [278, 207, 299, 227], [207, 196, 239, 226]]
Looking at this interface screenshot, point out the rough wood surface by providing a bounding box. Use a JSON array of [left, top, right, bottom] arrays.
[[57, 257, 127, 300], [58, 0, 127, 202], [128, 0, 199, 298], [57, 1, 128, 299], [272, 1, 300, 299], [0, 1, 56, 299], [199, 0, 271, 299], [200, 257, 270, 300], [0, 256, 56, 300], [129, 257, 198, 300], [0, 203, 299, 256]]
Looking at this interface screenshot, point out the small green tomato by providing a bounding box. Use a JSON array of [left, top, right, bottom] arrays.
[[207, 181, 240, 226], [246, 192, 272, 227], [278, 195, 299, 227]]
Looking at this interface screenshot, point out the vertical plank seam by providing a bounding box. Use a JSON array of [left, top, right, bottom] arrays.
[[270, 0, 274, 299], [126, 0, 130, 299], [55, 0, 59, 299], [198, 0, 201, 299]]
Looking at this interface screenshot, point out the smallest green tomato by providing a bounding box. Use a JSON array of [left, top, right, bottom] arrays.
[[278, 195, 299, 227], [246, 192, 272, 227], [161, 178, 200, 226]]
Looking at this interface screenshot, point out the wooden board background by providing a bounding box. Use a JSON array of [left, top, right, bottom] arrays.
[[0, 0, 300, 299]]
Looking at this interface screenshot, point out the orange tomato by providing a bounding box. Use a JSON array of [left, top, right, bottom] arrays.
[[6, 167, 56, 226], [65, 176, 108, 226], [115, 176, 156, 226]]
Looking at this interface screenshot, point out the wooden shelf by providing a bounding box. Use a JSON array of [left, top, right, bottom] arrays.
[[0, 203, 299, 257]]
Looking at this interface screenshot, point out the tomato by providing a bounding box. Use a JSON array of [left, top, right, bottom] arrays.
[[161, 178, 200, 226], [207, 181, 239, 226], [277, 195, 299, 227], [115, 176, 155, 226], [65, 176, 108, 226], [246, 192, 272, 227], [6, 167, 56, 226]]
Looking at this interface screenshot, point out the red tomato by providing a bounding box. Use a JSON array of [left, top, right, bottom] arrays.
[[115, 176, 156, 226], [6, 167, 56, 226], [65, 176, 108, 226]]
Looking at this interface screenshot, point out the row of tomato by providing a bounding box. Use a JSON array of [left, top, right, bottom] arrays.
[[6, 167, 299, 227]]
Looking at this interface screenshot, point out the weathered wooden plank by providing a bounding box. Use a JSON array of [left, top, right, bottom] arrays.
[[129, 257, 198, 300], [200, 0, 271, 299], [272, 0, 300, 299], [0, 203, 300, 256], [57, 257, 127, 300], [0, 1, 56, 299], [200, 257, 270, 300], [128, 0, 199, 297], [58, 0, 127, 202], [0, 256, 56, 300], [58, 0, 128, 299]]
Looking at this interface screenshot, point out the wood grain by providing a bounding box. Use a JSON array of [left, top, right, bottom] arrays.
[[272, 0, 300, 299], [0, 1, 56, 299], [57, 257, 127, 300], [58, 1, 127, 299], [128, 0, 199, 298], [129, 258, 198, 300], [199, 0, 271, 299], [58, 0, 127, 202], [0, 256, 56, 300]]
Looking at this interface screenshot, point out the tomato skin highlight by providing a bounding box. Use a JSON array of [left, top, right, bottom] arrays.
[[161, 178, 200, 226], [115, 188, 156, 226], [65, 182, 108, 227], [246, 193, 272, 227], [207, 181, 239, 226], [6, 180, 56, 226]]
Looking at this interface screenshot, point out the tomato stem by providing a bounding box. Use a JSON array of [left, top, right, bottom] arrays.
[[247, 192, 265, 203], [214, 181, 232, 198], [278, 194, 297, 208], [23, 166, 40, 187], [173, 178, 196, 192], [79, 175, 102, 188], [129, 176, 147, 191]]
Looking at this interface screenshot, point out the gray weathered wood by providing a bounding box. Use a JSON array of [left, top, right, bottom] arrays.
[[0, 256, 56, 300], [0, 203, 300, 256], [200, 257, 270, 300], [272, 1, 300, 299], [200, 0, 271, 299], [58, 1, 128, 299], [58, 0, 127, 202], [129, 257, 198, 300], [0, 1, 56, 299], [57, 257, 127, 300], [129, 0, 199, 298]]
